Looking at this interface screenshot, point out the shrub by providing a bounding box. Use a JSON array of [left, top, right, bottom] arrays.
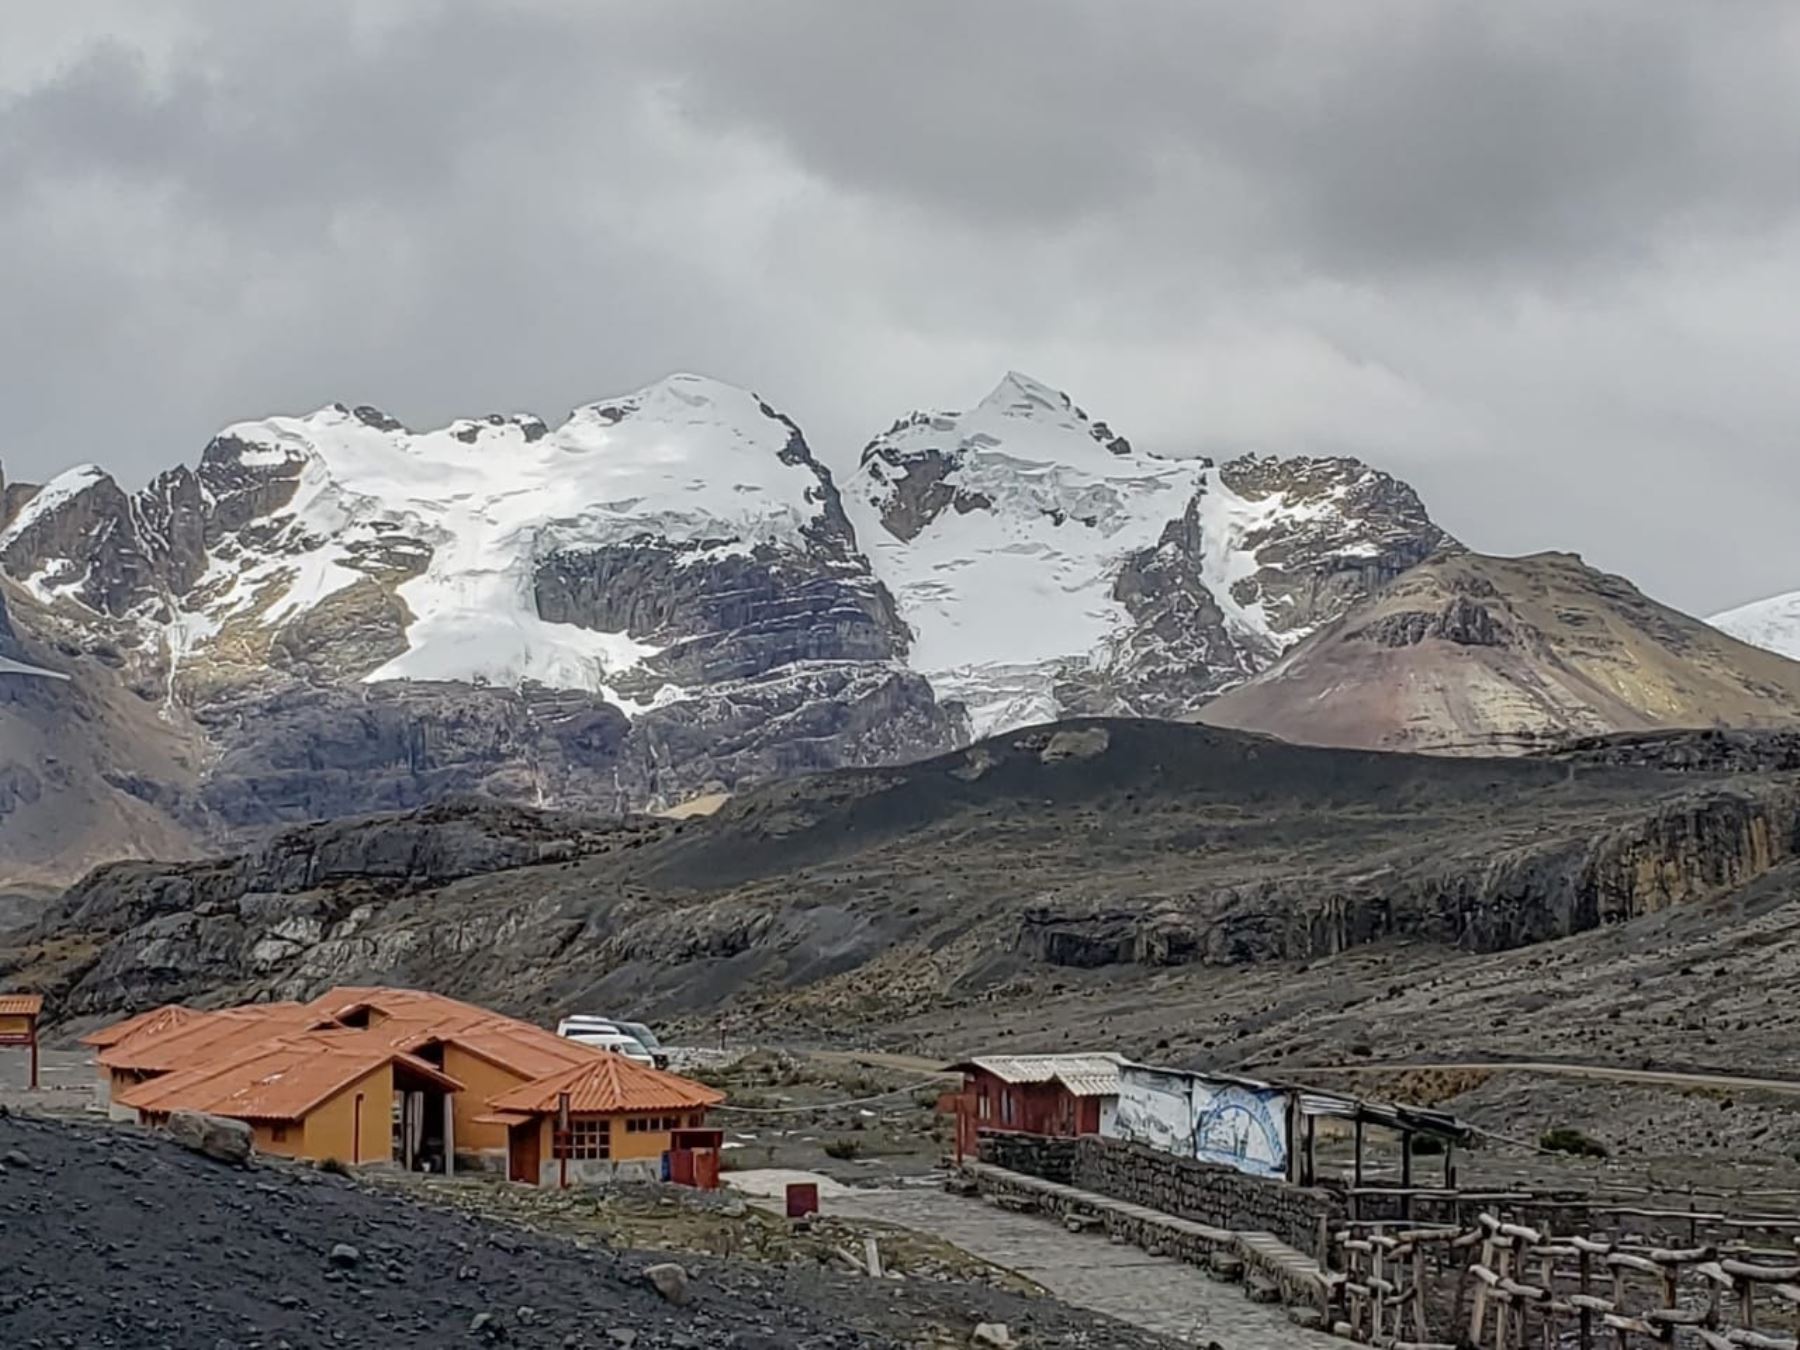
[[1540, 1127, 1609, 1159], [1410, 1135, 1446, 1156], [822, 1138, 863, 1161]]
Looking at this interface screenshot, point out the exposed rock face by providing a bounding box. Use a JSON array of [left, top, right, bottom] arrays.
[[1202, 551, 1800, 754], [17, 720, 1800, 1037], [843, 374, 1454, 732]]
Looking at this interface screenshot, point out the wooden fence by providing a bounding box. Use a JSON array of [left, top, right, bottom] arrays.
[[1325, 1212, 1800, 1350]]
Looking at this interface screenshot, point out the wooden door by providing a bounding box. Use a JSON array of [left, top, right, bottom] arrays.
[[509, 1121, 540, 1184]]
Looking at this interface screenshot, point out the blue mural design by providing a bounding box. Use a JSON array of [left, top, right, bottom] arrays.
[[1190, 1084, 1287, 1179]]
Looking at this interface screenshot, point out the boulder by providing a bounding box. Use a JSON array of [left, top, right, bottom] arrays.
[[642, 1262, 691, 1307], [165, 1110, 253, 1165]]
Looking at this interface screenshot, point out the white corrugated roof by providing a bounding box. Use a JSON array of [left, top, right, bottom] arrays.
[[948, 1053, 1126, 1095]]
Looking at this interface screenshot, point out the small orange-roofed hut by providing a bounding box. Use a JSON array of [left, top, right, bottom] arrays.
[[478, 1055, 724, 1188], [0, 994, 43, 1089]]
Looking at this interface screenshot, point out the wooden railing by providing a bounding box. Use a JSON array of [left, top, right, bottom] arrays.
[[1326, 1212, 1800, 1350]]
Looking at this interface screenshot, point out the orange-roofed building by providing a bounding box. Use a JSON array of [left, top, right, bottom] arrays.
[[477, 1055, 724, 1187], [0, 994, 43, 1090], [119, 1031, 463, 1167], [78, 1004, 201, 1111], [80, 985, 663, 1176], [94, 1003, 314, 1121], [294, 987, 607, 1170]]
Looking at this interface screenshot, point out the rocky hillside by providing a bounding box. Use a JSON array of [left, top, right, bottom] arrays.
[[0, 371, 1451, 882], [0, 580, 208, 890], [16, 720, 1800, 1044], [843, 372, 1452, 734], [1199, 551, 1800, 754], [0, 1114, 1161, 1350]]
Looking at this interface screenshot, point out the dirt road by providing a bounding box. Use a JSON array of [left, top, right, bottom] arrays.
[[1288, 1060, 1800, 1096]]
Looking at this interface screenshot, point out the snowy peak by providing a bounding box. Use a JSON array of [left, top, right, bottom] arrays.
[[0, 375, 886, 708], [971, 371, 1134, 457], [1710, 591, 1800, 661], [842, 376, 1452, 735]]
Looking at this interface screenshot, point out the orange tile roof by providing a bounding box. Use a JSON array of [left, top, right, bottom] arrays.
[[300, 986, 604, 1080], [0, 994, 43, 1017], [487, 1055, 724, 1117], [96, 984, 623, 1123], [427, 1021, 602, 1079], [98, 1003, 313, 1073], [79, 1004, 199, 1049], [118, 1031, 462, 1122]]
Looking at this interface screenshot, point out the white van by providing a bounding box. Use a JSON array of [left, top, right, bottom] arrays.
[[556, 1018, 656, 1067]]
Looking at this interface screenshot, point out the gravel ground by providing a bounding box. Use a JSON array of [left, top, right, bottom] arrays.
[[0, 1111, 1174, 1350]]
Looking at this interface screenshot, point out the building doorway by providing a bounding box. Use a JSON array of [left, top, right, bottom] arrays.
[[508, 1121, 540, 1185]]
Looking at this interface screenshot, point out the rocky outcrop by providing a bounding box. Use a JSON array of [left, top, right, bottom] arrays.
[[17, 720, 1800, 1034]]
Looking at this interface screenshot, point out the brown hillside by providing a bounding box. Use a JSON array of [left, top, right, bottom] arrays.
[[1198, 551, 1800, 754]]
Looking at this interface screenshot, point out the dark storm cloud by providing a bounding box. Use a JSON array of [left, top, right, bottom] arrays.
[[640, 0, 1800, 275], [2, 0, 1799, 615]]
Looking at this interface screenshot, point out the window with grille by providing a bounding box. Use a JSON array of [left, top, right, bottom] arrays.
[[270, 1124, 288, 1143], [553, 1118, 611, 1160], [624, 1115, 682, 1133]]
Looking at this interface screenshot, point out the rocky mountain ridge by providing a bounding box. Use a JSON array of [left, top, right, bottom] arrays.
[[0, 372, 1448, 882]]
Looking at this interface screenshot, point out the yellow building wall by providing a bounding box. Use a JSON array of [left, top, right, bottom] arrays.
[[301, 1064, 394, 1165], [0, 1013, 34, 1038], [252, 1122, 303, 1158], [612, 1112, 676, 1161], [441, 1046, 532, 1154]]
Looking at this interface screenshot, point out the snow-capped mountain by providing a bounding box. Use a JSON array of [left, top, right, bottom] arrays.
[[0, 375, 956, 869], [1710, 591, 1800, 661], [0, 369, 1450, 881], [844, 372, 1453, 734]]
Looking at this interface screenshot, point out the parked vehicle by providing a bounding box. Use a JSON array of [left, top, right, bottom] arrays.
[[556, 1015, 668, 1068], [557, 1024, 655, 1066], [608, 1020, 668, 1068]]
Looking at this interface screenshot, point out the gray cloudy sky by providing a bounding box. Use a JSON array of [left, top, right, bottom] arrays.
[[3, 1, 1797, 615]]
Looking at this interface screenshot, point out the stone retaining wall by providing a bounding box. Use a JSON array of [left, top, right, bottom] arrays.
[[978, 1131, 1344, 1256], [975, 1131, 1078, 1183]]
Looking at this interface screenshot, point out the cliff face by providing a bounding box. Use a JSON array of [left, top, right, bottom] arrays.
[[14, 721, 1800, 1031]]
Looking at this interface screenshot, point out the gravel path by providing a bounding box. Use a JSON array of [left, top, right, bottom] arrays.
[[824, 1186, 1338, 1349], [0, 1111, 1176, 1349]]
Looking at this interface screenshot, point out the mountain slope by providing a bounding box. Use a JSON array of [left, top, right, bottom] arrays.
[[843, 372, 1451, 733], [1201, 551, 1800, 753], [1710, 590, 1800, 661], [15, 719, 1800, 1044], [0, 581, 206, 889]]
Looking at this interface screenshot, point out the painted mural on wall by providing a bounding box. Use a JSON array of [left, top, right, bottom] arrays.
[[1109, 1065, 1290, 1181], [1190, 1080, 1287, 1178]]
